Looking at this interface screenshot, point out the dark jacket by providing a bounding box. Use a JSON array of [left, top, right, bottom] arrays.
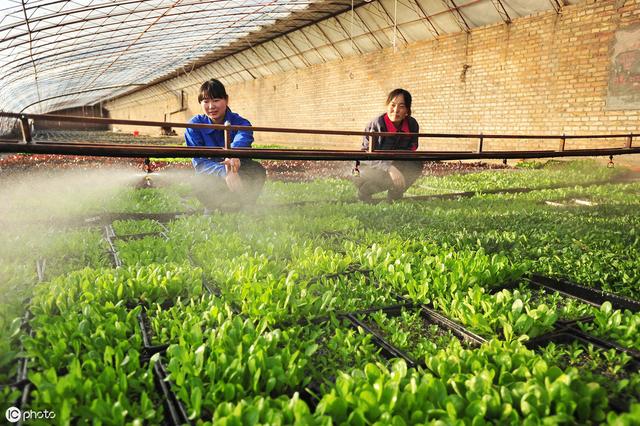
[[360, 114, 419, 170]]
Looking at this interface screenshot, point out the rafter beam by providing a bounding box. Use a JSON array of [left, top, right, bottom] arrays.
[[440, 0, 470, 33], [490, 0, 511, 24], [298, 27, 328, 62], [407, 0, 440, 38], [376, 0, 409, 46], [315, 22, 344, 59], [353, 8, 385, 50], [283, 33, 313, 67], [333, 15, 364, 54], [548, 0, 563, 14], [20, 0, 42, 111]]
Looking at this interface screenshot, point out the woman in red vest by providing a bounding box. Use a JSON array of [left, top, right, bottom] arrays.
[[354, 88, 422, 202]]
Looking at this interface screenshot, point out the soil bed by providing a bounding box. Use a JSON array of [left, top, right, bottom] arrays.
[[0, 154, 510, 181]]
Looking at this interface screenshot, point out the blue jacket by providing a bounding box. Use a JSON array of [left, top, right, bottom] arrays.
[[184, 109, 253, 176]]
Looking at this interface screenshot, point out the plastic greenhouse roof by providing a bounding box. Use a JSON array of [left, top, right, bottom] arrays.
[[1, 0, 576, 115], [0, 0, 345, 113]]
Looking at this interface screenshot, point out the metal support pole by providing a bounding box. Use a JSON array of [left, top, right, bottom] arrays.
[[627, 133, 633, 148], [477, 133, 483, 153], [224, 121, 231, 150], [19, 115, 32, 144], [558, 134, 566, 152]]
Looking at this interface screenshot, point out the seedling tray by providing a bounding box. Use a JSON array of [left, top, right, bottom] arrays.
[[87, 212, 195, 224], [6, 310, 33, 414], [135, 307, 191, 425], [152, 359, 191, 426], [527, 274, 640, 313], [112, 230, 169, 241], [346, 313, 417, 368], [137, 309, 170, 363], [420, 306, 486, 346], [202, 277, 242, 315], [271, 301, 415, 330], [405, 177, 631, 203], [345, 304, 485, 369], [111, 219, 171, 242], [526, 329, 640, 364], [525, 329, 640, 412], [104, 224, 122, 267], [306, 264, 371, 285], [389, 293, 487, 345], [492, 274, 639, 329], [489, 280, 596, 327], [570, 325, 640, 362]]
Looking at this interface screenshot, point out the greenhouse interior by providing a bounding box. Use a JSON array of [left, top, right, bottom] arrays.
[[1, 0, 640, 424]]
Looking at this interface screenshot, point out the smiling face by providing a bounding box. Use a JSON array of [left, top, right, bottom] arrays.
[[201, 96, 228, 124], [386, 94, 408, 126]]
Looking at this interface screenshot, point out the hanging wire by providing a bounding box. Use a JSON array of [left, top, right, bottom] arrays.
[[393, 0, 398, 52], [350, 0, 355, 54]]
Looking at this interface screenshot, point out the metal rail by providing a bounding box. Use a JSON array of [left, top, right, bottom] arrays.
[[0, 111, 638, 161], [1, 140, 638, 161]]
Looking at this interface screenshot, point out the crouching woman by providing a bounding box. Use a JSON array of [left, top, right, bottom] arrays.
[[185, 79, 266, 211], [354, 88, 423, 202]]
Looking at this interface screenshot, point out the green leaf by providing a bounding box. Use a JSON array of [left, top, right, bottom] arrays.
[[465, 399, 487, 418], [242, 406, 260, 425], [364, 363, 381, 382], [512, 299, 524, 315], [190, 387, 202, 419], [304, 343, 318, 357], [359, 389, 377, 408]]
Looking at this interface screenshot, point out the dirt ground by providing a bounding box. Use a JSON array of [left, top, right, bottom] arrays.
[[0, 154, 514, 181], [2, 153, 638, 185]]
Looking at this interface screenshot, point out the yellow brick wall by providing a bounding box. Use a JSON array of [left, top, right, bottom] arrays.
[[105, 0, 640, 154]]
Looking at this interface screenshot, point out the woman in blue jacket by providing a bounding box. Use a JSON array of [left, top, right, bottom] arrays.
[[185, 79, 266, 210], [354, 88, 423, 202]]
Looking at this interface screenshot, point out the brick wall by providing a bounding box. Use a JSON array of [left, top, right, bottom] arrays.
[[105, 0, 640, 154]]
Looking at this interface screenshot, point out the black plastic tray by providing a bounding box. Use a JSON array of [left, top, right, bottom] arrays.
[[393, 293, 487, 346], [5, 310, 34, 423], [526, 328, 640, 364], [346, 313, 417, 368], [112, 230, 169, 241], [136, 307, 190, 425], [103, 224, 122, 267], [420, 305, 486, 346], [137, 309, 170, 363], [271, 301, 415, 331], [202, 277, 243, 316], [525, 328, 640, 412], [491, 274, 639, 330], [344, 303, 486, 369], [404, 178, 633, 203], [152, 359, 191, 426], [527, 274, 640, 313], [306, 264, 371, 285]]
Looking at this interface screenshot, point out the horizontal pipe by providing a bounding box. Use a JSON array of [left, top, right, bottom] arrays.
[[0, 111, 638, 140], [0, 140, 638, 161]]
